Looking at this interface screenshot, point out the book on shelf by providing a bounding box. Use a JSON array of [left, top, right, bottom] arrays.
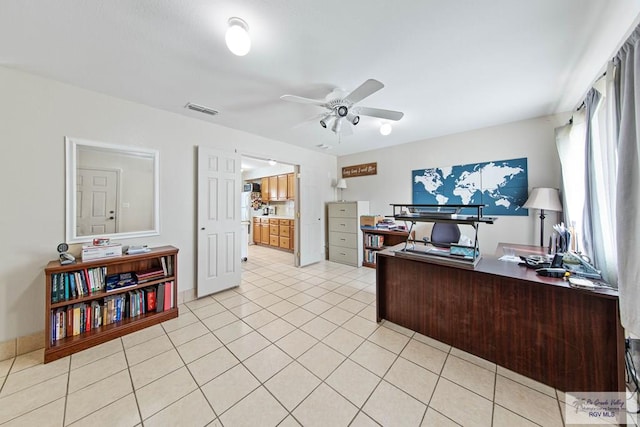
[[146, 288, 156, 311], [160, 256, 168, 276], [136, 268, 165, 283], [156, 283, 165, 313], [164, 282, 171, 311]]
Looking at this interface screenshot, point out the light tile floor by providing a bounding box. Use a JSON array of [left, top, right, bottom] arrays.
[[0, 245, 638, 426]]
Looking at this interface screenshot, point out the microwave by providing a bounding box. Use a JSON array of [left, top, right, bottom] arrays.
[[243, 182, 261, 192]]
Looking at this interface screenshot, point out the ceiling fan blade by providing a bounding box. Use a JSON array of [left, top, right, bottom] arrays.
[[357, 106, 404, 121], [344, 79, 384, 104], [280, 94, 328, 107]]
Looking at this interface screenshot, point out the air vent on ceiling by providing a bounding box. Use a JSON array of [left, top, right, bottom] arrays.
[[185, 102, 219, 116]]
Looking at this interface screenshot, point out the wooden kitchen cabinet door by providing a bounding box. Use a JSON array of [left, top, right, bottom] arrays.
[[261, 177, 269, 202], [277, 175, 287, 200], [269, 176, 278, 201], [287, 173, 295, 200], [260, 223, 270, 244]]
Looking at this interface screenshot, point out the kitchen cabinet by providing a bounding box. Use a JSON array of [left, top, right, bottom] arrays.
[[269, 176, 278, 201], [278, 219, 290, 249], [253, 217, 294, 252], [253, 218, 261, 244], [258, 173, 295, 202], [287, 173, 295, 200], [277, 175, 287, 200], [261, 177, 269, 202], [260, 218, 270, 244], [269, 219, 279, 246], [290, 224, 295, 249]]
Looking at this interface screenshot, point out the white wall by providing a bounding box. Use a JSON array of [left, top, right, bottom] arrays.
[[337, 114, 570, 253], [0, 66, 338, 342], [242, 164, 294, 181]]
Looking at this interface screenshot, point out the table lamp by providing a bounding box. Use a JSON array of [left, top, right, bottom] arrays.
[[336, 179, 347, 201], [523, 187, 562, 247]]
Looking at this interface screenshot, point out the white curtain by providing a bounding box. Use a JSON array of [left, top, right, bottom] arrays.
[[581, 82, 619, 285], [614, 25, 640, 337], [556, 111, 587, 252], [588, 69, 618, 285]]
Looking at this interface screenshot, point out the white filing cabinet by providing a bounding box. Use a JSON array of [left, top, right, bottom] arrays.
[[327, 201, 370, 266]]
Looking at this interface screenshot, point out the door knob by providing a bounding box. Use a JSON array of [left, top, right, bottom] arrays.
[[108, 217, 114, 220]]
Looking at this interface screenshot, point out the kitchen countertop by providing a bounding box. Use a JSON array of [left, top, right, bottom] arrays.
[[253, 215, 295, 220]]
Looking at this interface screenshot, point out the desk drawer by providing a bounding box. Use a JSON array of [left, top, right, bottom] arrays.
[[329, 245, 358, 265], [328, 217, 357, 233], [329, 231, 357, 249]]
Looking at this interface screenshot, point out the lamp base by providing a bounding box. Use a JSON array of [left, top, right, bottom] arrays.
[[538, 209, 546, 247]]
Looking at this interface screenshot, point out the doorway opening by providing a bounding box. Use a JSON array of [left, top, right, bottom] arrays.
[[241, 155, 299, 267]]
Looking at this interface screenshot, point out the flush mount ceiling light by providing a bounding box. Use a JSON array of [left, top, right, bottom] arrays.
[[225, 17, 251, 56], [268, 159, 277, 166], [380, 122, 392, 136]]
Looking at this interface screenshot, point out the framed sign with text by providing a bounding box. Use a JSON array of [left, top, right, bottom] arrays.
[[342, 162, 377, 178]]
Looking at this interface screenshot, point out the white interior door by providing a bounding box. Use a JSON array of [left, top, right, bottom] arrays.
[[77, 168, 118, 236], [197, 147, 241, 297], [298, 165, 323, 266]]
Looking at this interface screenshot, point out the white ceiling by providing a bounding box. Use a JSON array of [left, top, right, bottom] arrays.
[[1, 1, 639, 156]]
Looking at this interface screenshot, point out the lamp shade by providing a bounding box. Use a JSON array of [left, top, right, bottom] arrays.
[[523, 187, 562, 211], [336, 179, 347, 189]]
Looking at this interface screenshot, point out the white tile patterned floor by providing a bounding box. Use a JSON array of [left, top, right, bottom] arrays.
[[0, 245, 637, 426]]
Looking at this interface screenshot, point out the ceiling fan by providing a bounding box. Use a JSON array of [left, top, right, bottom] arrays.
[[280, 79, 404, 135]]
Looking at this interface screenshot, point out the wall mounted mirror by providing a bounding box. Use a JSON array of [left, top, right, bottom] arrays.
[[65, 137, 160, 243]]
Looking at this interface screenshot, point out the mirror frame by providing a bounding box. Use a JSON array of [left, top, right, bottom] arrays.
[[65, 137, 160, 244]]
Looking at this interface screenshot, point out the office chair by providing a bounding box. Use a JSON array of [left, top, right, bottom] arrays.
[[424, 223, 461, 248]]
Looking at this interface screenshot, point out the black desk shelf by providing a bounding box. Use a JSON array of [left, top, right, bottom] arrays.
[[389, 204, 496, 267]]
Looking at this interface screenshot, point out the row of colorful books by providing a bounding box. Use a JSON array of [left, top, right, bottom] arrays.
[[50, 282, 174, 343], [365, 234, 385, 248], [50, 267, 107, 303], [364, 249, 378, 264]]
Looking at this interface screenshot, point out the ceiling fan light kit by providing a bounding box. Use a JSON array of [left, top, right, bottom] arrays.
[[280, 78, 404, 136], [225, 17, 251, 56], [380, 123, 392, 136]]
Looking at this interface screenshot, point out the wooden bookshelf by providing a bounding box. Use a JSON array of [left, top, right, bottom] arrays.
[[44, 245, 179, 363], [361, 228, 413, 268]]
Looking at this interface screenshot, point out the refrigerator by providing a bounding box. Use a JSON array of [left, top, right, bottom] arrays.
[[240, 191, 252, 261]]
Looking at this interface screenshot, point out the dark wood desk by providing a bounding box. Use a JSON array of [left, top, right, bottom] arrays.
[[376, 246, 624, 392]]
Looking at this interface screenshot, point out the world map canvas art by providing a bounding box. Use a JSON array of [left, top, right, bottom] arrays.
[[412, 157, 529, 216]]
